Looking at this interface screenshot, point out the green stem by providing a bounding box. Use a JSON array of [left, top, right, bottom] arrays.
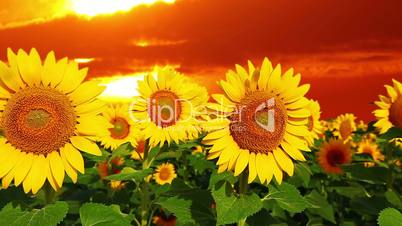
[[140, 139, 151, 226], [237, 172, 248, 226], [386, 143, 395, 189], [43, 183, 56, 205]]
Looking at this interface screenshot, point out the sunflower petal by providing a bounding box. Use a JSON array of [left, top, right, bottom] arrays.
[[69, 81, 105, 106], [62, 143, 85, 173], [70, 136, 102, 156], [234, 150, 249, 176]]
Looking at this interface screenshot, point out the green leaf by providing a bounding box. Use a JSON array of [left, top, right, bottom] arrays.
[[188, 154, 215, 174], [0, 201, 68, 226], [265, 182, 309, 213], [378, 208, 402, 226], [79, 203, 132, 226], [351, 196, 392, 215], [287, 162, 312, 187], [208, 171, 237, 189], [328, 184, 368, 198], [385, 190, 402, 210], [246, 209, 285, 226], [111, 143, 133, 158], [378, 127, 402, 141], [342, 164, 388, 184], [157, 179, 215, 226], [305, 190, 336, 223], [105, 168, 153, 181], [212, 182, 262, 225]]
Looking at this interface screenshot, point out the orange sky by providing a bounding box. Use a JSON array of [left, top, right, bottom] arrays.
[[0, 0, 402, 121]]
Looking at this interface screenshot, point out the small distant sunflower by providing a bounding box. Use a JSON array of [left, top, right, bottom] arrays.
[[373, 79, 402, 133], [131, 67, 209, 147], [191, 145, 204, 155], [153, 163, 177, 185], [131, 135, 146, 160], [333, 113, 356, 141], [357, 120, 368, 131], [317, 139, 352, 174], [305, 99, 323, 145], [153, 214, 176, 226], [357, 139, 384, 167], [0, 49, 110, 194], [99, 104, 140, 150], [204, 58, 312, 184], [109, 180, 126, 190]]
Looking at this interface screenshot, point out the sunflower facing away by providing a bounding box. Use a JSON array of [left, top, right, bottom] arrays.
[[203, 58, 312, 184], [131, 67, 209, 147], [131, 133, 146, 160], [99, 104, 140, 150], [317, 139, 352, 174], [305, 99, 323, 145], [0, 48, 111, 194], [153, 163, 177, 185], [373, 79, 402, 133], [333, 113, 356, 141]]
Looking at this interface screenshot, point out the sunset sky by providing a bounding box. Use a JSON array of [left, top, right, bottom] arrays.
[[0, 0, 401, 121]]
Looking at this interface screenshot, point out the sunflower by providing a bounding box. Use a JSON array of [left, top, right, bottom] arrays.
[[317, 139, 352, 174], [203, 58, 312, 184], [131, 67, 209, 147], [99, 104, 140, 150], [152, 214, 176, 226], [0, 49, 111, 194], [153, 163, 177, 185], [130, 131, 149, 160], [333, 113, 356, 141], [109, 180, 126, 190], [373, 79, 402, 133], [305, 99, 323, 145], [357, 139, 384, 167]]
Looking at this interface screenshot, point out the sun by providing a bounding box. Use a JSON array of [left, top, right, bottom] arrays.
[[70, 0, 175, 17]]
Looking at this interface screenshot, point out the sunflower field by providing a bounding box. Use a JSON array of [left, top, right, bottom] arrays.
[[0, 48, 401, 226]]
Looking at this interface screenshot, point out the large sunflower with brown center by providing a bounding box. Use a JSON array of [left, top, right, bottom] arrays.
[[203, 58, 312, 184], [373, 79, 402, 133], [0, 48, 111, 194], [131, 67, 209, 147]]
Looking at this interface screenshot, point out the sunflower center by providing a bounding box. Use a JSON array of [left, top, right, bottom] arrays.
[[159, 167, 171, 180], [229, 91, 287, 154], [149, 91, 181, 127], [109, 117, 130, 139], [327, 149, 346, 166], [26, 109, 52, 129], [339, 120, 352, 139], [2, 87, 76, 155], [389, 96, 402, 128]]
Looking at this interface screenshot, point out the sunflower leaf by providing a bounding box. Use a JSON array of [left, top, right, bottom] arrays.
[[305, 190, 336, 223], [79, 203, 132, 226], [105, 168, 153, 181], [0, 201, 68, 226], [378, 208, 402, 226], [265, 182, 310, 213], [212, 181, 263, 225]]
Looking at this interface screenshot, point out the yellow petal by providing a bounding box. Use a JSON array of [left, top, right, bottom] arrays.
[[203, 129, 230, 141], [385, 85, 397, 102], [77, 115, 111, 136], [272, 154, 283, 184], [69, 81, 105, 106], [217, 162, 229, 173], [283, 84, 310, 103], [48, 152, 65, 187], [281, 142, 306, 161], [0, 60, 23, 91], [256, 153, 266, 183], [248, 152, 257, 183], [287, 108, 311, 118], [41, 51, 56, 87], [62, 143, 84, 173], [234, 150, 249, 176], [17, 49, 42, 87], [75, 99, 106, 115], [227, 148, 241, 171], [46, 159, 60, 191], [57, 62, 87, 93], [264, 153, 275, 184], [217, 146, 233, 165], [0, 146, 20, 178], [220, 80, 241, 102], [60, 151, 78, 183], [30, 155, 47, 194], [286, 124, 309, 137], [50, 57, 68, 88], [258, 58, 272, 90], [70, 136, 102, 156], [273, 148, 294, 176], [14, 152, 34, 186]]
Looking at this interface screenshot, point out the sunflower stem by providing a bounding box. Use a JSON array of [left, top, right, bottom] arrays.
[[43, 182, 56, 205], [140, 139, 151, 226], [386, 142, 395, 189], [237, 171, 248, 226]]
